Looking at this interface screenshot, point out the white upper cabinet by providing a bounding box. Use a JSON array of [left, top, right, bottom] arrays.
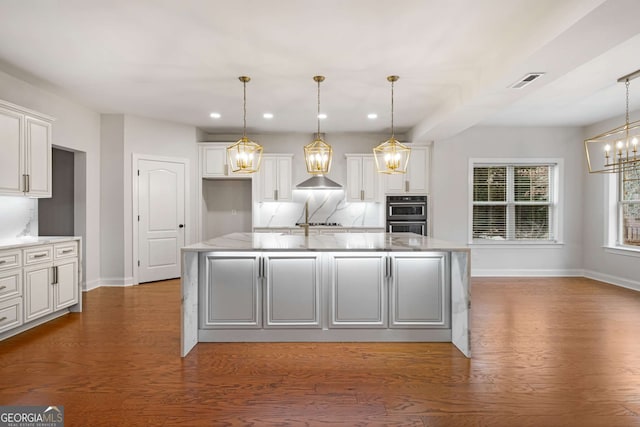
[[0, 100, 53, 197], [345, 154, 381, 202], [199, 143, 251, 178], [383, 145, 430, 195], [257, 154, 293, 202]]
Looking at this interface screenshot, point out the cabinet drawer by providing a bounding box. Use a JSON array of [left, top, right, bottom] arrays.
[[23, 245, 53, 265], [54, 241, 78, 259], [0, 250, 21, 271], [0, 268, 22, 301], [0, 297, 23, 334]]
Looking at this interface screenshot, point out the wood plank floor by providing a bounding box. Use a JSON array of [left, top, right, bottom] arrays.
[[1, 277, 640, 426]]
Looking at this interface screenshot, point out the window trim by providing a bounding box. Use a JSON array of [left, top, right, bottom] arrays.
[[468, 158, 563, 246]]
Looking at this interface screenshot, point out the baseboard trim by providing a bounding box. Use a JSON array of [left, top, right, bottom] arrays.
[[100, 276, 136, 287], [583, 270, 640, 292], [84, 279, 101, 292], [472, 269, 584, 277]]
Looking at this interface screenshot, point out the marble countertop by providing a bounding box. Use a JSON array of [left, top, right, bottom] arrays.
[[0, 236, 80, 250], [183, 232, 469, 252]]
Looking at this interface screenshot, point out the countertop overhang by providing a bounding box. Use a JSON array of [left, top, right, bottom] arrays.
[[182, 232, 469, 252]]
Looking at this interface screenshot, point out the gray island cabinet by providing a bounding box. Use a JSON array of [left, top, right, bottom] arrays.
[[181, 233, 470, 357]]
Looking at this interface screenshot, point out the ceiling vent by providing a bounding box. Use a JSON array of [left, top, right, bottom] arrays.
[[509, 72, 545, 89]]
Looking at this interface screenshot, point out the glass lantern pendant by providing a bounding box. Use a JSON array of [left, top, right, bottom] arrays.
[[304, 76, 333, 175], [374, 75, 411, 174], [227, 76, 263, 174]]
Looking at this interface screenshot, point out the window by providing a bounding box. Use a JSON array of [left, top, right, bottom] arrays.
[[471, 161, 558, 243], [619, 168, 640, 247]]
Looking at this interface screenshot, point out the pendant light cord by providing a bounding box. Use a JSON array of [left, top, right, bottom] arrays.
[[317, 78, 321, 139], [242, 80, 247, 139]]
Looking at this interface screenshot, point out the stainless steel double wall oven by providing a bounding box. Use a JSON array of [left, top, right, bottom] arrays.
[[386, 195, 428, 236]]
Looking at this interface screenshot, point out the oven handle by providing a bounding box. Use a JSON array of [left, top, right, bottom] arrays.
[[388, 202, 426, 206], [388, 221, 426, 225]]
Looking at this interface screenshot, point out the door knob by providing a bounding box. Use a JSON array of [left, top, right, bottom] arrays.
[[179, 224, 184, 228]]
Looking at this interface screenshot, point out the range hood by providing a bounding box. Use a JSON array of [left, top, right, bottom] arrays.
[[296, 175, 342, 190]]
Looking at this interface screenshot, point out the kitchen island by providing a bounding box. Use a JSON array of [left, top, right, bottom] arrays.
[[181, 232, 470, 357]]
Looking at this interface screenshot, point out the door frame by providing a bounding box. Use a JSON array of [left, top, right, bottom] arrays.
[[132, 153, 190, 285]]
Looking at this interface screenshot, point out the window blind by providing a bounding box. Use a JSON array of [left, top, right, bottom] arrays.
[[472, 164, 554, 241]]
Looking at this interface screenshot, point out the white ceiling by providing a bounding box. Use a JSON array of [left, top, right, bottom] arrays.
[[0, 0, 639, 140]]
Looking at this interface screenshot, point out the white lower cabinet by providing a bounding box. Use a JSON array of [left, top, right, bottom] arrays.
[[264, 253, 321, 328], [200, 252, 262, 328], [329, 253, 387, 328], [24, 262, 54, 322], [389, 253, 448, 328], [0, 297, 23, 334], [200, 250, 449, 335], [0, 239, 80, 340], [54, 258, 79, 311]]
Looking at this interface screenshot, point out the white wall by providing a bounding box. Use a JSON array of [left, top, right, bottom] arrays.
[[432, 126, 585, 276], [0, 68, 101, 290], [582, 111, 640, 291]]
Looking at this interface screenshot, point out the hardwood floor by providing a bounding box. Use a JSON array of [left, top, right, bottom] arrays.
[[1, 277, 639, 426]]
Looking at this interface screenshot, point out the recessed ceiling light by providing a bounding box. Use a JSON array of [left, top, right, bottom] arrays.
[[367, 113, 378, 119], [263, 113, 274, 119], [209, 112, 221, 119], [318, 113, 327, 120]]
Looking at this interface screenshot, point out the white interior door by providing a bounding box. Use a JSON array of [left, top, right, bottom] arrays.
[[138, 159, 185, 283]]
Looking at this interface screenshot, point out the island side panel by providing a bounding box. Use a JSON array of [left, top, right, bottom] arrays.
[[450, 250, 471, 357], [181, 250, 199, 357]]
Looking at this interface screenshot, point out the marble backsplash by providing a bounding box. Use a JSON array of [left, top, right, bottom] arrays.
[[254, 190, 383, 227], [0, 196, 38, 240]]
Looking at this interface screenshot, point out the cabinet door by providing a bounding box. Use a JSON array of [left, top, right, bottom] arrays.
[[383, 172, 405, 194], [200, 253, 261, 328], [54, 259, 78, 310], [259, 157, 278, 201], [329, 253, 387, 328], [24, 263, 54, 322], [264, 253, 321, 328], [361, 156, 379, 201], [406, 146, 429, 194], [345, 156, 363, 201], [389, 253, 448, 328], [201, 145, 228, 177], [0, 106, 24, 195], [276, 156, 292, 201], [24, 116, 52, 197]]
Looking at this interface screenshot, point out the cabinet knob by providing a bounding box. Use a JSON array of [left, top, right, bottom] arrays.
[[179, 224, 185, 228]]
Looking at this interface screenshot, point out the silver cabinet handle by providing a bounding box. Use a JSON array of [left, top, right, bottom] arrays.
[[274, 189, 279, 201], [51, 266, 58, 285], [360, 189, 364, 201], [388, 257, 393, 278], [33, 253, 47, 258], [62, 249, 73, 254], [0, 316, 7, 322], [0, 260, 6, 265], [26, 174, 30, 193], [258, 257, 262, 278], [0, 285, 6, 291], [405, 180, 409, 193], [224, 164, 229, 176]]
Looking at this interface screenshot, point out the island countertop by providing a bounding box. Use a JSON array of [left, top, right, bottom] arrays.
[[182, 232, 469, 252]]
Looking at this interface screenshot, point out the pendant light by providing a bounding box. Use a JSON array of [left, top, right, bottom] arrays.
[[226, 76, 263, 174], [373, 75, 411, 174], [303, 75, 333, 175], [584, 69, 640, 174]]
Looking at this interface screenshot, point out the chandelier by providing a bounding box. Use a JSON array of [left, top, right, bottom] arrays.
[[585, 69, 640, 174], [304, 75, 333, 175], [373, 75, 411, 174], [227, 76, 263, 174]]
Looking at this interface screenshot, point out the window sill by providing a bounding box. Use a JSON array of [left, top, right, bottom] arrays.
[[469, 241, 564, 249], [604, 246, 640, 258]]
